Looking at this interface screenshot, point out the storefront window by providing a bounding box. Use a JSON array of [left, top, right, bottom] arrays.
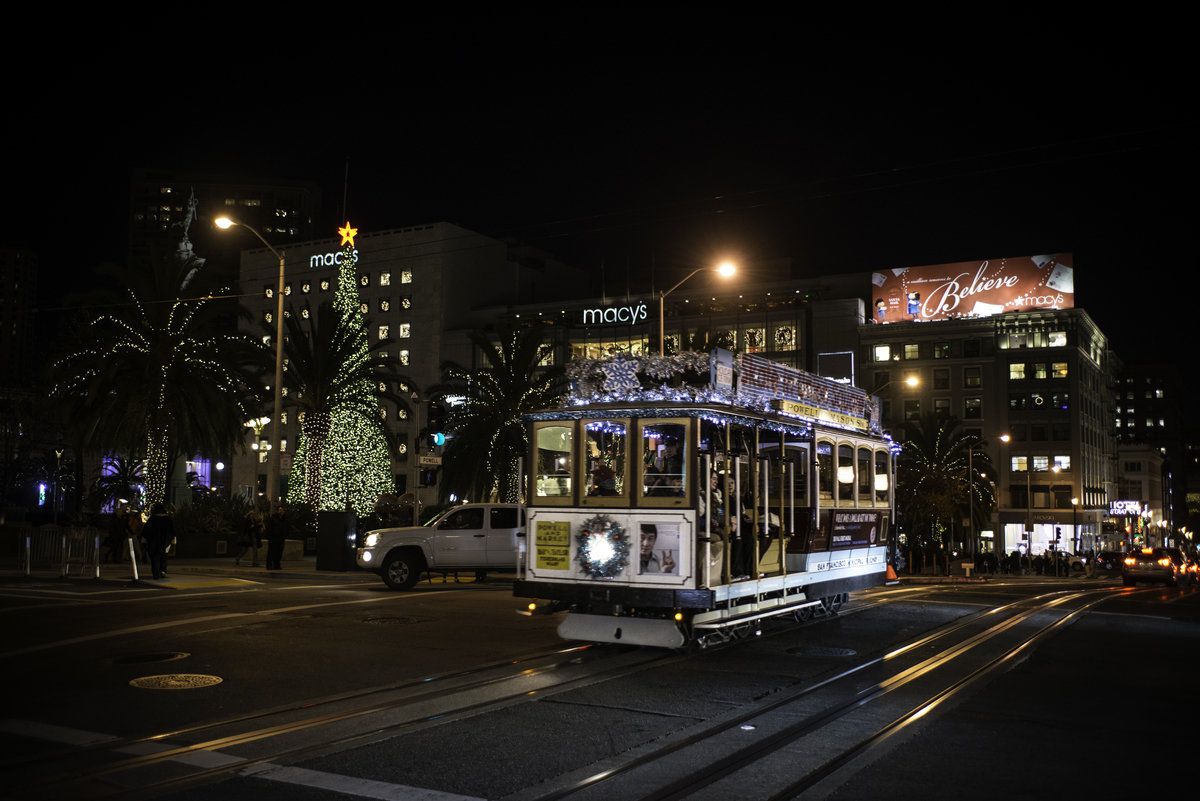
[[774, 326, 796, 351]]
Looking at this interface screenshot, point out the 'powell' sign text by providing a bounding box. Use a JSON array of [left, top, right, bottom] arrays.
[[580, 302, 649, 326]]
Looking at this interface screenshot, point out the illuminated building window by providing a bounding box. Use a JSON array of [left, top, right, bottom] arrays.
[[399, 350, 409, 365], [379, 325, 389, 340], [361, 302, 369, 314], [264, 311, 273, 324], [774, 326, 795, 351], [301, 307, 310, 319], [904, 399, 920, 420], [1032, 456, 1049, 472], [1146, 418, 1155, 427], [398, 408, 408, 419], [398, 442, 407, 454], [380, 272, 391, 286], [1009, 394, 1027, 411], [320, 280, 330, 292], [874, 345, 891, 362], [399, 324, 410, 338], [1010, 363, 1026, 380], [964, 398, 981, 419], [1054, 455, 1071, 471], [1053, 393, 1069, 411], [225, 198, 235, 205], [398, 382, 409, 393], [715, 329, 735, 350], [1048, 332, 1066, 347], [264, 286, 275, 299], [281, 387, 288, 397], [379, 298, 390, 312], [1155, 389, 1164, 399], [284, 284, 292, 296], [262, 335, 272, 346], [301, 282, 311, 294], [380, 406, 387, 420], [401, 296, 411, 309], [160, 188, 171, 194], [360, 274, 370, 288], [377, 351, 388, 360], [1031, 392, 1046, 407], [379, 381, 387, 393], [904, 344, 919, 359], [743, 328, 765, 353], [933, 342, 949, 359], [1126, 419, 1135, 427], [401, 270, 412, 284], [1052, 362, 1068, 378], [934, 398, 950, 417], [1011, 456, 1028, 472], [281, 412, 288, 424], [964, 367, 981, 388]]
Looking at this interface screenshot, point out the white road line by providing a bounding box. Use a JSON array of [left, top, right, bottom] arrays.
[[0, 591, 467, 659], [2, 719, 483, 800], [241, 765, 486, 801]]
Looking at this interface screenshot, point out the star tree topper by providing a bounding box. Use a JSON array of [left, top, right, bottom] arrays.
[[338, 222, 358, 247]]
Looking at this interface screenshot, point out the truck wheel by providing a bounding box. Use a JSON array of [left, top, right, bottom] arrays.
[[382, 552, 421, 590]]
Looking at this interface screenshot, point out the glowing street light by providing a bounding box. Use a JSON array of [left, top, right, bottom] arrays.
[[658, 261, 735, 356], [217, 217, 285, 512]]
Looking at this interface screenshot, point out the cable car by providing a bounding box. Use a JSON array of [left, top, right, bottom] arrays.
[[514, 352, 897, 648]]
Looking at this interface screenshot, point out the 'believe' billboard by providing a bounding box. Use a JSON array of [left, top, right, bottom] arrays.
[[871, 254, 1073, 323]]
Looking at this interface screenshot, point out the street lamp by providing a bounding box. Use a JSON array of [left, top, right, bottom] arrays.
[[968, 434, 1008, 562], [658, 261, 735, 355], [1072, 496, 1079, 554], [217, 216, 285, 512]]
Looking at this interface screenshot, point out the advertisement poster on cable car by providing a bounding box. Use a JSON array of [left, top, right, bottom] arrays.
[[829, 511, 886, 550], [638, 522, 680, 575]]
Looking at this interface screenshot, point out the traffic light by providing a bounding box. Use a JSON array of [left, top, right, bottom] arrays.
[[427, 403, 446, 448], [419, 468, 438, 487]]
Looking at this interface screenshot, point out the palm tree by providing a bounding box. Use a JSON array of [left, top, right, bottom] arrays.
[[278, 301, 414, 509], [896, 413, 995, 560], [49, 256, 265, 508], [428, 325, 565, 504]]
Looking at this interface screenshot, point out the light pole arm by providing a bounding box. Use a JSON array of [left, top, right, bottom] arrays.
[[658, 267, 717, 356]]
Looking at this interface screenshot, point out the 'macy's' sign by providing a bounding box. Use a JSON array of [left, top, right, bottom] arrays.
[[579, 302, 650, 326]]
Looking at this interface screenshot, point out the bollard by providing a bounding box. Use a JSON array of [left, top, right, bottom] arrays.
[[61, 534, 69, 577], [92, 534, 101, 579], [128, 537, 140, 581], [23, 535, 31, 576]]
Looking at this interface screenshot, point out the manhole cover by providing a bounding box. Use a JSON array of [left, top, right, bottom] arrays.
[[107, 652, 190, 665], [362, 617, 420, 626], [787, 646, 857, 657], [129, 674, 223, 690]]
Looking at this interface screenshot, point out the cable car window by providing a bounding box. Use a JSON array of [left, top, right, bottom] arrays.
[[640, 420, 688, 503], [533, 423, 574, 505], [585, 419, 629, 500]]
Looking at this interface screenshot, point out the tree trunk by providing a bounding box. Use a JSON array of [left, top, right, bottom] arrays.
[[302, 412, 331, 509], [146, 428, 169, 509]]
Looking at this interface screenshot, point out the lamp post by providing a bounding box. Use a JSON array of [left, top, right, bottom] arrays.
[[658, 262, 735, 355], [1072, 496, 1079, 554], [968, 434, 1008, 563], [216, 217, 285, 512]]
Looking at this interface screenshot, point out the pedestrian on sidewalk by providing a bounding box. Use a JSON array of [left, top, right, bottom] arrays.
[[236, 509, 264, 566], [142, 503, 176, 580], [265, 504, 290, 570]]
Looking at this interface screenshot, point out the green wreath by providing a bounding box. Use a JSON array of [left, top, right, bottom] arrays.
[[575, 515, 630, 579]]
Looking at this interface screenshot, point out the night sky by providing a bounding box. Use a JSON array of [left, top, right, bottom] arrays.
[[5, 31, 1193, 398]]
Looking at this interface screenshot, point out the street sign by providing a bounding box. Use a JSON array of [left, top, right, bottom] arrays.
[[418, 455, 442, 466]]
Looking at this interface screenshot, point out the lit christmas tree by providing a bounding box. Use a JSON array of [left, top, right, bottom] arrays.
[[286, 222, 397, 513]]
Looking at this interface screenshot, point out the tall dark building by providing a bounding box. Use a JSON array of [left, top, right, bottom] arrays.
[[128, 168, 322, 286], [1115, 358, 1185, 535], [0, 247, 37, 385]]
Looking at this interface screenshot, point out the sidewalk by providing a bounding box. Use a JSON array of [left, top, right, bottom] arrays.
[[896, 569, 1118, 585]]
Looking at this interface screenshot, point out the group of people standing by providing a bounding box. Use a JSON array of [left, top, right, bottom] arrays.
[[101, 502, 176, 580], [235, 505, 290, 570]]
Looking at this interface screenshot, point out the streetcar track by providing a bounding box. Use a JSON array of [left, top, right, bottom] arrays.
[[528, 585, 1133, 801], [2, 583, 1141, 800]]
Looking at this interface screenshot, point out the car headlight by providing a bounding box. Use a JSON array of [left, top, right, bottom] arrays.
[[364, 533, 380, 548]]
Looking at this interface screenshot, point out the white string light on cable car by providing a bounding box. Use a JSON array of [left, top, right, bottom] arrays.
[[575, 515, 631, 579]]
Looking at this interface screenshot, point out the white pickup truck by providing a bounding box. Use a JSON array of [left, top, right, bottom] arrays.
[[357, 503, 525, 590]]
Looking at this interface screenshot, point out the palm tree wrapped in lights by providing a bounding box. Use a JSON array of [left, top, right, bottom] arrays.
[[428, 325, 565, 504], [896, 412, 996, 565], [49, 257, 265, 509]]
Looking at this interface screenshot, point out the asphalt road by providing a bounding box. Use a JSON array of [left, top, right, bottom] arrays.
[[1, 568, 1196, 800]]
